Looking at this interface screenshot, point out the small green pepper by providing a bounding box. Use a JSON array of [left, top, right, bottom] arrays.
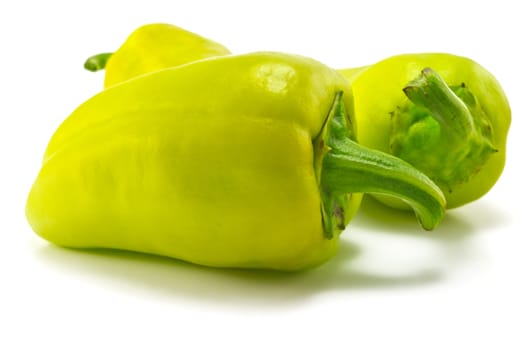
[[339, 53, 511, 209], [27, 52, 445, 270], [84, 23, 231, 87]]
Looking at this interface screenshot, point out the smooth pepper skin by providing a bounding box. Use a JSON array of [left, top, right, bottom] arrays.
[[339, 53, 511, 209], [85, 23, 231, 87], [27, 52, 445, 270]]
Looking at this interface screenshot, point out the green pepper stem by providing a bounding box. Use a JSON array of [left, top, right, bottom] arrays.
[[322, 138, 445, 231], [390, 68, 497, 190], [403, 68, 474, 141], [318, 92, 445, 236], [84, 52, 113, 72]]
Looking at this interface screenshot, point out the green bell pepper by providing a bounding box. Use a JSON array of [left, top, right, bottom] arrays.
[[84, 23, 231, 87], [27, 52, 445, 270], [339, 53, 511, 209]]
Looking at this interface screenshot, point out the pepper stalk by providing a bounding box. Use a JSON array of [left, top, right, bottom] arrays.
[[317, 91, 446, 237], [84, 52, 113, 72], [391, 68, 497, 191]]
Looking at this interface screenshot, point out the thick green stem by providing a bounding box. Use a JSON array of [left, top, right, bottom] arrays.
[[322, 138, 445, 231], [390, 68, 497, 189], [403, 68, 474, 142], [84, 52, 113, 72], [317, 92, 445, 236]]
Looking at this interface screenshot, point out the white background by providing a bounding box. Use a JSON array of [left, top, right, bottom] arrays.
[[1, 1, 523, 349]]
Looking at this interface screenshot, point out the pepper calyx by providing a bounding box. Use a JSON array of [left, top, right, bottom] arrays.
[[391, 68, 497, 189]]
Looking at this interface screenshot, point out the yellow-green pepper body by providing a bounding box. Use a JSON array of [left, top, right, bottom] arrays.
[[340, 53, 510, 209], [95, 23, 231, 87], [31, 53, 351, 270], [28, 53, 445, 270]]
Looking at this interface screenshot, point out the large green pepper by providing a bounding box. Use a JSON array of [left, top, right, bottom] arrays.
[[339, 53, 510, 209], [26, 52, 445, 270], [84, 23, 230, 87]]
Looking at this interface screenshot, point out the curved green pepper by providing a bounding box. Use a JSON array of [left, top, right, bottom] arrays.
[[27, 52, 445, 270], [84, 23, 231, 87], [339, 53, 510, 209]]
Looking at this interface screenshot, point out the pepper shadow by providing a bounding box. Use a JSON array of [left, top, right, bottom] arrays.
[[353, 195, 510, 266], [355, 195, 509, 239], [354, 196, 472, 239], [33, 195, 506, 307], [34, 235, 440, 308]]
